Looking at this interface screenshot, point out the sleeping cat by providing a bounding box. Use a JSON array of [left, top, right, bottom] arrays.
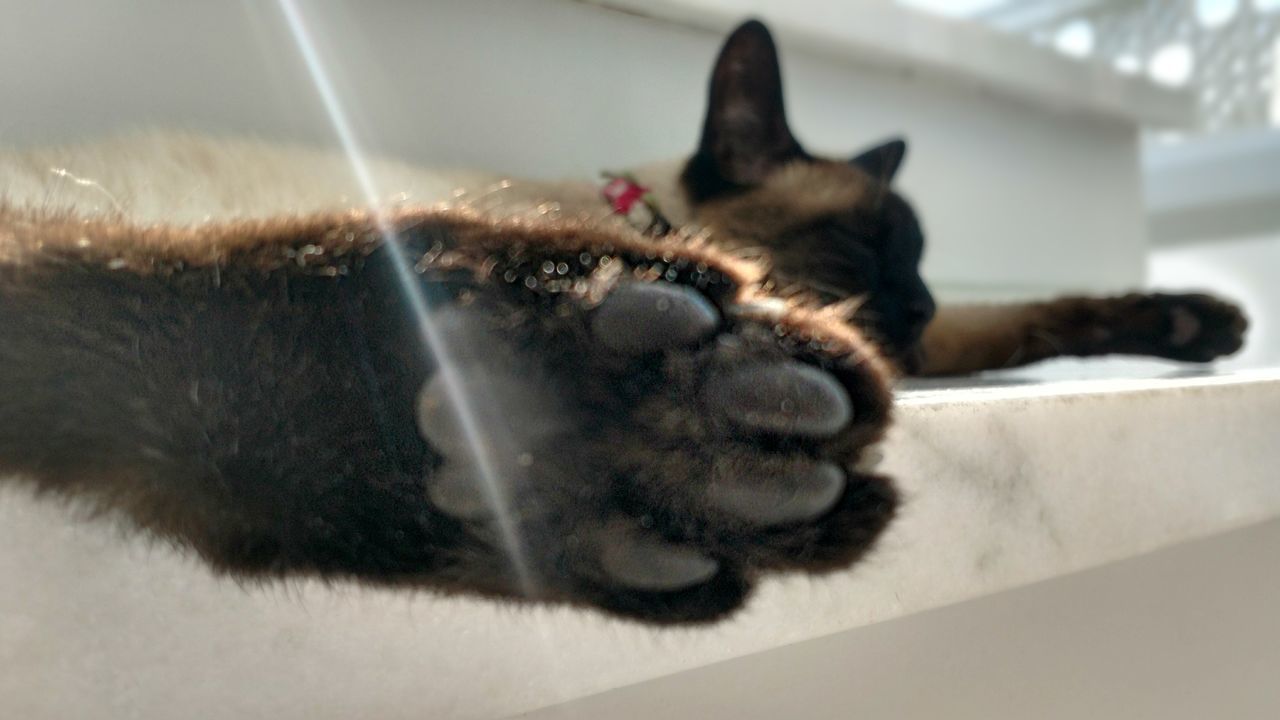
[[658, 19, 1247, 375], [0, 20, 1245, 624]]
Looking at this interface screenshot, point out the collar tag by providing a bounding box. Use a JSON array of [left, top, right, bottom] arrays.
[[601, 172, 673, 237]]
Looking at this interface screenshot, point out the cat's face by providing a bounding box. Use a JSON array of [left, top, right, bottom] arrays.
[[681, 20, 935, 371]]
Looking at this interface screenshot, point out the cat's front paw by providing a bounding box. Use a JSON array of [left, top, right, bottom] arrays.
[[1123, 292, 1248, 362], [416, 243, 894, 623]]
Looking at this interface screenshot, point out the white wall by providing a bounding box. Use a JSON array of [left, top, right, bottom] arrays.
[[0, 0, 1148, 295]]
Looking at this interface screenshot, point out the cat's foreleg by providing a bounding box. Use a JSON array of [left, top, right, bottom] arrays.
[[916, 293, 1247, 376]]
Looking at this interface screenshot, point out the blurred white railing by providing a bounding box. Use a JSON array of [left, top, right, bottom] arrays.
[[975, 0, 1280, 135]]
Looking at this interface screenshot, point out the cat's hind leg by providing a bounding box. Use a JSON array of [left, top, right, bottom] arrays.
[[0, 208, 895, 624]]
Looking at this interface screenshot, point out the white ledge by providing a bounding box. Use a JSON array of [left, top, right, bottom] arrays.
[[584, 0, 1195, 127], [3, 369, 1277, 718]]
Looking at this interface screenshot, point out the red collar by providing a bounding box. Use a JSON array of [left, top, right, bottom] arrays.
[[601, 172, 672, 236]]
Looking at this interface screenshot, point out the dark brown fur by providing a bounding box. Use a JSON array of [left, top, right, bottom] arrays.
[[0, 205, 894, 623]]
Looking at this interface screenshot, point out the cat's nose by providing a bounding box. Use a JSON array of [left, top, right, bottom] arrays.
[[906, 296, 936, 335]]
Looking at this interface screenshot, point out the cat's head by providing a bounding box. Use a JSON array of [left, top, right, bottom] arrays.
[[681, 20, 935, 371]]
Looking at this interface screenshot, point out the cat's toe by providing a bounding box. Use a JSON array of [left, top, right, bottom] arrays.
[[425, 464, 501, 520], [584, 559, 750, 623], [591, 282, 721, 355], [596, 530, 720, 591], [705, 460, 846, 526], [754, 471, 897, 571], [703, 360, 853, 439]]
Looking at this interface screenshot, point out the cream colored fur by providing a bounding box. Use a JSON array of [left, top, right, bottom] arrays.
[[0, 131, 692, 231]]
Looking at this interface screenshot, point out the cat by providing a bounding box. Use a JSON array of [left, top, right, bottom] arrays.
[[0, 20, 1245, 625], [666, 20, 1247, 376]]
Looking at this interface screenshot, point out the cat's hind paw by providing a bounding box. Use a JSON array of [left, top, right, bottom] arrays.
[[413, 227, 894, 623]]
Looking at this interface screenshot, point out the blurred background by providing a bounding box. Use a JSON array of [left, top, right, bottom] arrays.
[[2, 0, 1276, 374]]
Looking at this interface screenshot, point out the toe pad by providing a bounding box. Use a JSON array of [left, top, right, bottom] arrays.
[[706, 461, 846, 526], [591, 282, 720, 355], [704, 361, 853, 439], [598, 534, 720, 592]]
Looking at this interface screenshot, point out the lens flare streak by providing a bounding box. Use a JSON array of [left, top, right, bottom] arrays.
[[276, 0, 534, 593]]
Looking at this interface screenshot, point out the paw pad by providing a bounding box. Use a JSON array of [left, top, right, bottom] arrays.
[[704, 361, 853, 438], [406, 227, 892, 622], [705, 460, 846, 526], [591, 282, 721, 355]]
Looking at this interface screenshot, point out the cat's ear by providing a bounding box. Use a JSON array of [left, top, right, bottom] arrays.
[[851, 138, 908, 184], [695, 20, 803, 187]]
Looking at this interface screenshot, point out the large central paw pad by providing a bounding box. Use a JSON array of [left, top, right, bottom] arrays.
[[412, 235, 893, 623]]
